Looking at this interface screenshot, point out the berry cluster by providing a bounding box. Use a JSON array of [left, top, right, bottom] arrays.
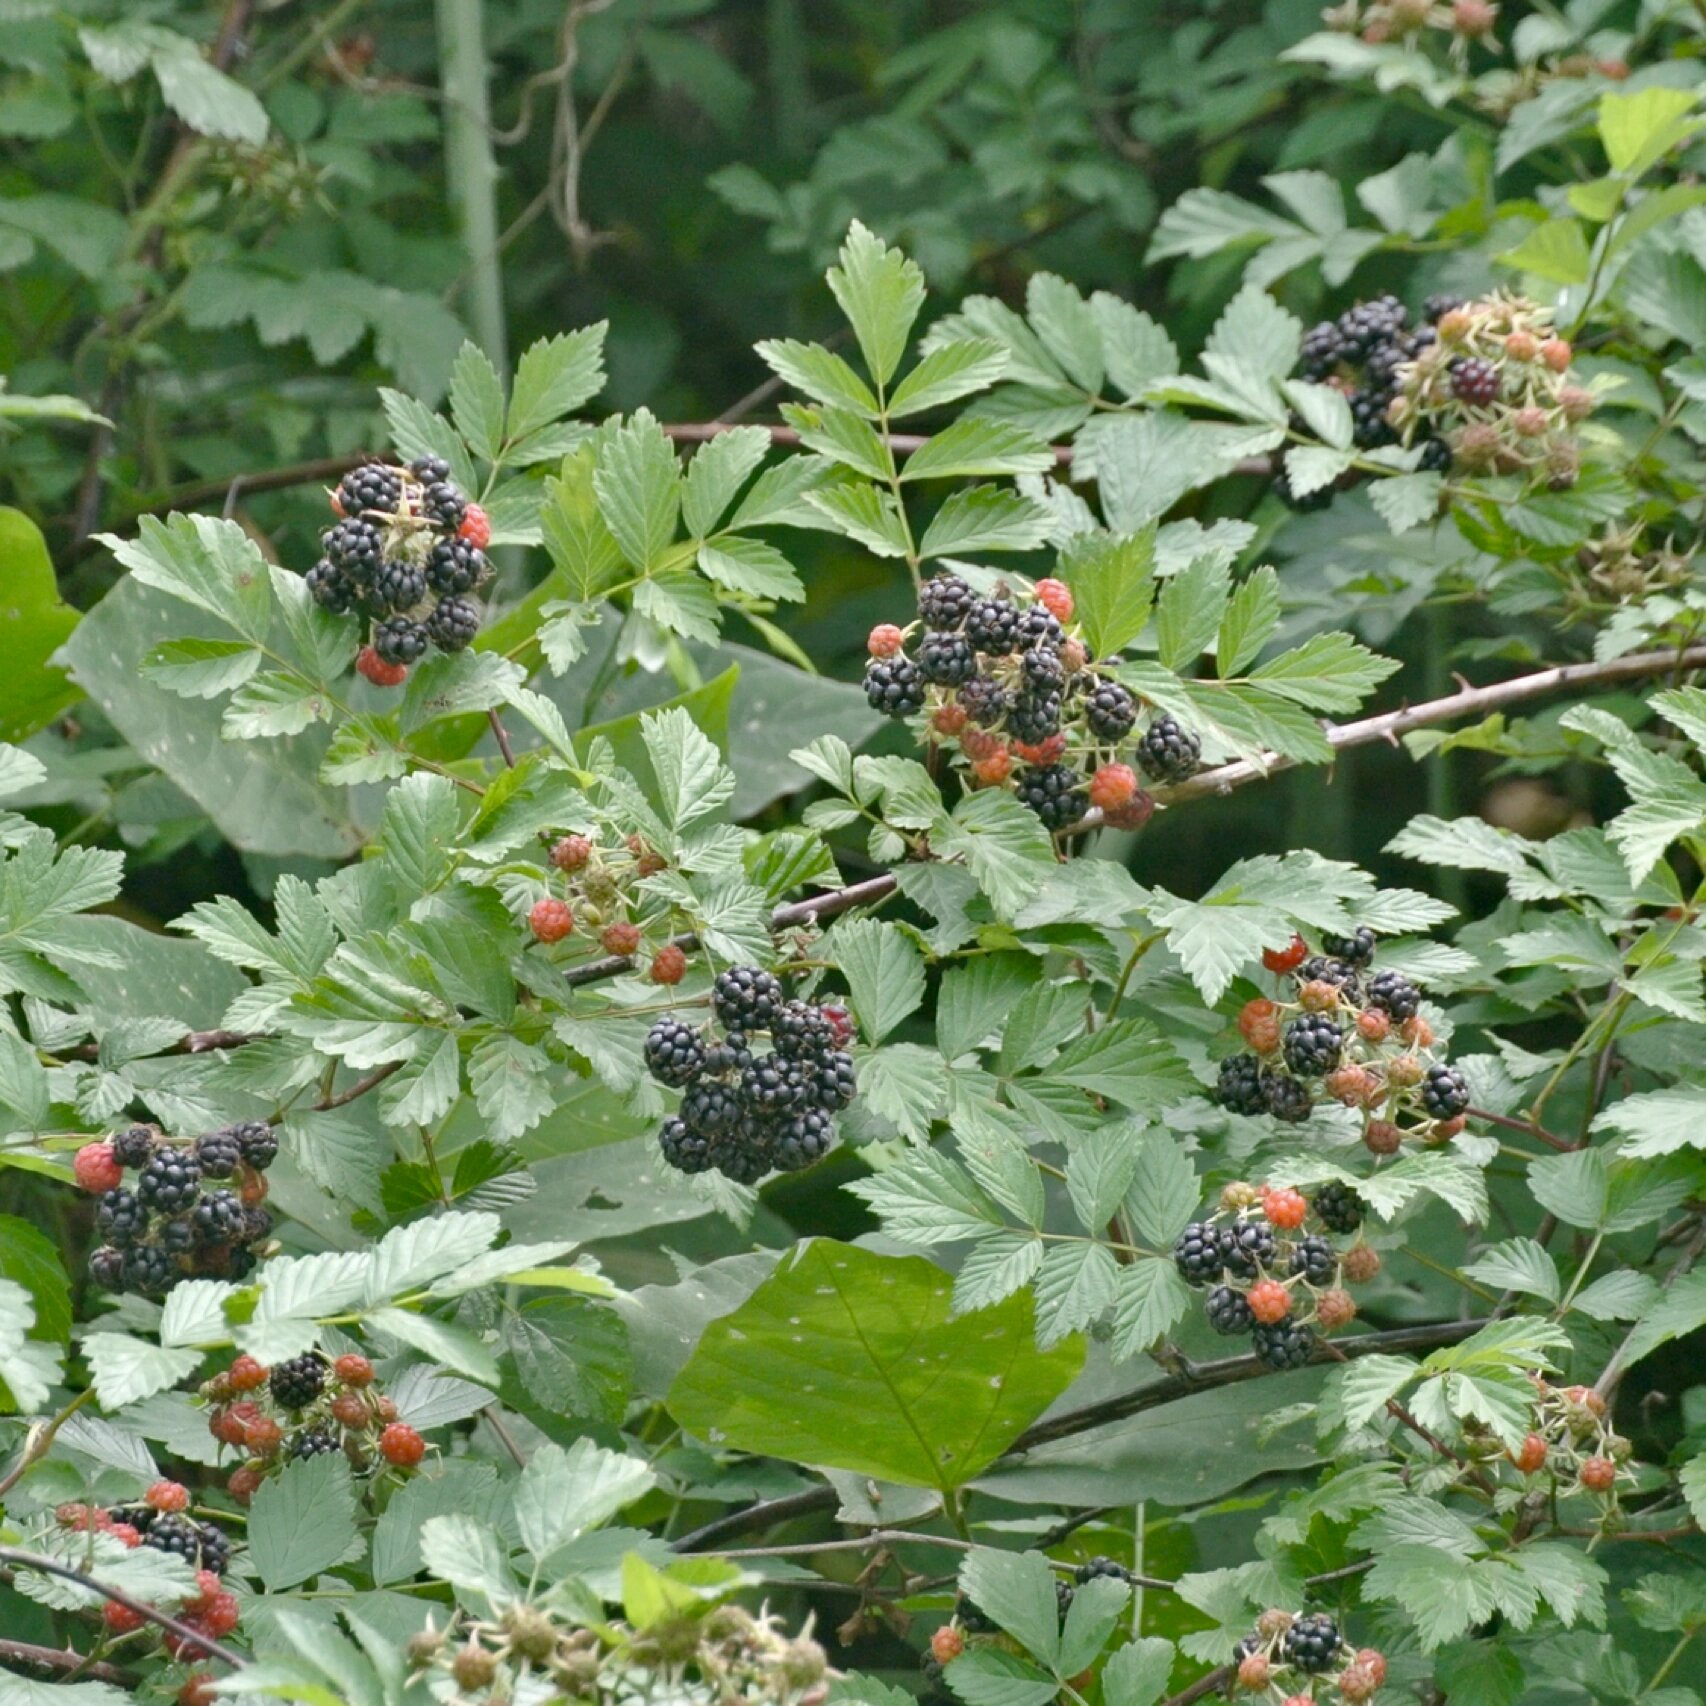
[[645, 969, 857, 1181], [1386, 293, 1592, 491], [200, 1350, 422, 1496], [1500, 1378, 1632, 1517], [1323, 0, 1498, 52], [306, 456, 492, 686], [864, 574, 1201, 830], [1214, 928, 1472, 1150], [523, 829, 684, 980], [1173, 1181, 1379, 1369], [76, 1122, 277, 1298], [1233, 1610, 1385, 1704]]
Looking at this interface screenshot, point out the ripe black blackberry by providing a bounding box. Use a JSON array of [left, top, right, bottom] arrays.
[[772, 1001, 835, 1059], [158, 1217, 196, 1255], [420, 479, 467, 530], [426, 538, 485, 596], [336, 462, 402, 519], [122, 1245, 179, 1295], [1173, 1222, 1225, 1287], [713, 966, 785, 1031], [740, 1055, 807, 1115], [306, 560, 358, 614], [1419, 435, 1453, 472], [1350, 391, 1397, 450], [956, 1597, 998, 1636], [918, 633, 977, 686], [143, 1513, 204, 1565], [230, 1121, 278, 1170], [1055, 1580, 1077, 1616], [709, 1121, 773, 1184], [1214, 1054, 1267, 1117], [1290, 1235, 1336, 1287], [240, 1205, 274, 1244], [1273, 466, 1333, 513], [1422, 292, 1465, 324], [811, 1050, 858, 1111], [1262, 1072, 1314, 1123], [373, 616, 430, 667], [1136, 714, 1201, 784], [958, 675, 1008, 726], [426, 595, 480, 652], [224, 1248, 257, 1281], [324, 518, 384, 577], [290, 1427, 341, 1459], [410, 454, 452, 483], [1206, 1285, 1256, 1335], [1296, 956, 1362, 1000], [1084, 679, 1137, 742], [1007, 689, 1063, 745], [1450, 355, 1500, 405], [1251, 1319, 1318, 1370], [1074, 1557, 1133, 1585], [1013, 607, 1064, 652], [1337, 294, 1407, 356], [1021, 646, 1066, 692], [374, 560, 427, 613], [864, 657, 925, 717], [964, 598, 1020, 654], [113, 1125, 158, 1169], [1220, 1220, 1278, 1278], [773, 1106, 834, 1171], [1283, 1613, 1341, 1672], [194, 1129, 243, 1179], [1298, 320, 1348, 381], [1312, 1180, 1366, 1233], [137, 1150, 201, 1213], [1367, 968, 1421, 1021], [195, 1521, 231, 1576], [682, 1079, 744, 1135], [109, 1504, 155, 1534], [702, 1033, 754, 1077], [1321, 925, 1376, 965], [97, 1189, 147, 1246], [270, 1353, 327, 1411], [90, 1246, 125, 1290], [1016, 763, 1086, 829], [1283, 1013, 1344, 1077], [644, 1018, 706, 1088], [659, 1117, 713, 1174], [919, 573, 974, 630], [191, 1189, 246, 1247], [1421, 1062, 1470, 1119]]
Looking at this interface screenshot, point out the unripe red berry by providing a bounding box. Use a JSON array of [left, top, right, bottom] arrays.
[[1356, 1008, 1390, 1042], [56, 1502, 97, 1529], [1510, 1432, 1548, 1473], [529, 898, 574, 943], [108, 1522, 142, 1548], [192, 1570, 222, 1608], [1559, 385, 1594, 422], [1237, 1653, 1271, 1691], [650, 943, 687, 985], [1580, 1455, 1616, 1491], [333, 1353, 373, 1388], [226, 1466, 264, 1503], [1339, 1663, 1378, 1702], [1248, 1279, 1292, 1324], [200, 1591, 241, 1637], [239, 1169, 269, 1206], [458, 503, 491, 550], [1452, 0, 1497, 35], [1431, 1114, 1468, 1142], [1033, 578, 1074, 622], [74, 1141, 123, 1194], [932, 702, 969, 737], [1387, 1053, 1424, 1088], [1102, 792, 1155, 832], [931, 1625, 965, 1665], [452, 1644, 498, 1690], [1060, 638, 1088, 675], [331, 1391, 370, 1428], [1326, 1064, 1381, 1108], [1298, 979, 1341, 1013], [375, 1396, 399, 1422], [959, 728, 1002, 762], [356, 646, 409, 688], [867, 623, 905, 659], [1438, 307, 1475, 340], [1089, 763, 1138, 811], [1259, 1184, 1308, 1229], [145, 1480, 189, 1513], [1504, 329, 1538, 361], [550, 834, 593, 872], [822, 1004, 855, 1047], [1364, 1120, 1403, 1157], [1355, 1650, 1387, 1688], [243, 1416, 283, 1456], [1341, 1244, 1382, 1283], [379, 1421, 426, 1466], [1514, 405, 1550, 438], [103, 1601, 147, 1634], [1013, 732, 1067, 766], [1315, 1287, 1357, 1330], [1262, 934, 1308, 974], [209, 1407, 248, 1447], [972, 751, 1012, 785], [1596, 56, 1629, 78], [1238, 998, 1277, 1039], [1540, 337, 1572, 372], [601, 921, 642, 956]]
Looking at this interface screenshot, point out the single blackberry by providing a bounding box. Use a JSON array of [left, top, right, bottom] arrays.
[[1419, 435, 1453, 472], [739, 1055, 807, 1115], [773, 1106, 835, 1171], [269, 1353, 326, 1412], [1312, 1179, 1366, 1234], [1336, 294, 1407, 356], [957, 1597, 998, 1636], [1350, 390, 1398, 450], [97, 1188, 147, 1246], [1084, 680, 1137, 742], [1220, 1220, 1278, 1278], [1206, 1285, 1256, 1334], [864, 657, 925, 718], [918, 633, 977, 686], [1021, 646, 1066, 692], [810, 1050, 859, 1112], [712, 966, 785, 1032], [240, 1206, 274, 1244], [1073, 1557, 1133, 1586], [702, 1033, 754, 1077], [1173, 1222, 1225, 1288], [1321, 925, 1377, 966], [323, 518, 384, 578], [1283, 1013, 1344, 1077], [112, 1126, 158, 1169], [335, 461, 402, 519], [1214, 1054, 1267, 1117], [410, 454, 452, 483], [1296, 956, 1363, 1000], [772, 1001, 836, 1059], [90, 1246, 126, 1290], [1056, 1580, 1076, 1617], [1016, 763, 1086, 830], [1136, 715, 1201, 784], [958, 675, 1008, 726], [681, 1079, 744, 1135], [122, 1245, 179, 1296], [195, 1522, 231, 1576], [1420, 1063, 1470, 1120], [143, 1514, 203, 1566], [1273, 466, 1334, 513], [1298, 320, 1348, 381], [710, 1120, 773, 1185], [644, 1018, 706, 1088], [1422, 292, 1465, 324], [426, 595, 481, 652], [190, 1189, 246, 1248], [420, 479, 467, 531], [1367, 969, 1421, 1021], [1251, 1319, 1318, 1370], [290, 1427, 341, 1460], [1450, 355, 1501, 406], [194, 1129, 243, 1179], [659, 1116, 713, 1174], [373, 559, 426, 613], [918, 573, 975, 631], [306, 560, 358, 614], [1014, 607, 1064, 652], [1262, 1072, 1314, 1123], [426, 537, 485, 596], [1006, 689, 1063, 745], [225, 1248, 257, 1281], [964, 598, 1020, 654], [1283, 1613, 1341, 1673], [373, 617, 430, 667], [231, 1122, 278, 1170], [137, 1150, 201, 1213], [1290, 1235, 1336, 1287], [157, 1216, 196, 1255]]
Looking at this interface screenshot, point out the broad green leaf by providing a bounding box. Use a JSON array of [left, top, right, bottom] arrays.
[[1061, 528, 1156, 659], [827, 221, 926, 388], [1154, 557, 1230, 671], [249, 1452, 361, 1590], [960, 1548, 1062, 1669], [900, 418, 1054, 482], [1217, 566, 1282, 677], [1027, 274, 1104, 393], [1498, 218, 1591, 285], [826, 916, 926, 1043], [140, 636, 262, 699], [594, 410, 682, 572], [753, 339, 879, 416], [683, 426, 772, 535], [918, 486, 1053, 559], [448, 340, 507, 463], [1108, 1258, 1191, 1360], [84, 1332, 203, 1410], [514, 1438, 655, 1564], [803, 482, 911, 557], [889, 339, 1009, 417], [0, 507, 81, 740], [1251, 631, 1401, 714], [1599, 87, 1701, 176], [507, 325, 606, 444], [97, 512, 272, 641]]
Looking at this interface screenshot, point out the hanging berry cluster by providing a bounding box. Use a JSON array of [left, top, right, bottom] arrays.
[[75, 1122, 276, 1298], [1233, 1611, 1386, 1704], [524, 830, 685, 979], [1173, 1180, 1379, 1370], [645, 968, 857, 1181], [305, 455, 492, 685], [1500, 1378, 1632, 1520], [202, 1350, 424, 1499], [1214, 928, 1472, 1150], [864, 573, 1203, 830]]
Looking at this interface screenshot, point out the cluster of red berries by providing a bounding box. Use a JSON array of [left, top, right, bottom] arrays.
[[1234, 1610, 1384, 1704], [74, 1121, 276, 1298], [305, 455, 493, 688], [1174, 1181, 1379, 1370], [201, 1350, 423, 1498], [523, 829, 686, 982], [864, 572, 1201, 832], [1500, 1378, 1631, 1516], [1216, 928, 1472, 1148]]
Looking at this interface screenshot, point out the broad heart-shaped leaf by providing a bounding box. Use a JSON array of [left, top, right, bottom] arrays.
[[667, 1242, 1083, 1490], [248, 1452, 360, 1589], [0, 508, 80, 740]]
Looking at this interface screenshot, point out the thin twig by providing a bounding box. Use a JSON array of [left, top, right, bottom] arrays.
[[1466, 1105, 1572, 1152], [487, 707, 518, 768], [0, 1639, 134, 1686], [1158, 1663, 1234, 1706]]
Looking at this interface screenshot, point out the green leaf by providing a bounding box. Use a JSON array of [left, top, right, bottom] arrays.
[[502, 1295, 632, 1423], [753, 340, 879, 416], [683, 427, 772, 536], [514, 1438, 655, 1564], [782, 402, 892, 480], [900, 419, 1054, 483], [418, 1513, 516, 1610], [1599, 87, 1701, 176], [1061, 528, 1156, 660], [507, 325, 606, 444], [84, 1332, 202, 1409], [938, 787, 1058, 917], [1281, 379, 1353, 450], [1033, 1241, 1120, 1348], [1102, 1639, 1177, 1706], [0, 508, 80, 740], [1217, 566, 1282, 678], [803, 482, 911, 557], [221, 671, 333, 740], [1108, 1258, 1191, 1360], [1498, 218, 1591, 286], [448, 340, 507, 463], [642, 705, 735, 835], [249, 1452, 360, 1590], [889, 340, 1010, 417], [918, 486, 1053, 559], [1154, 557, 1230, 671], [960, 1548, 1062, 1669], [826, 917, 926, 1043], [1251, 631, 1401, 714], [1592, 1087, 1706, 1157], [97, 512, 272, 642], [139, 635, 263, 699], [827, 221, 926, 388], [1124, 1131, 1200, 1248], [594, 410, 682, 572], [668, 1242, 1083, 1490], [1027, 274, 1104, 394], [1461, 1239, 1560, 1303]]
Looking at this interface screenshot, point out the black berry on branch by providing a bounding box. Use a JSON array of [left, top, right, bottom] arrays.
[[137, 1150, 202, 1213], [1450, 355, 1501, 405], [1074, 1557, 1133, 1585], [1015, 763, 1086, 829], [1366, 968, 1421, 1020], [682, 1079, 745, 1134], [1261, 1071, 1314, 1122], [713, 966, 785, 1031], [269, 1353, 326, 1411], [864, 657, 925, 717], [1321, 925, 1377, 965], [1421, 1062, 1470, 1118], [1283, 1613, 1342, 1672], [426, 595, 481, 652], [231, 1121, 278, 1169], [1206, 1285, 1256, 1334], [290, 1427, 341, 1459], [335, 461, 402, 519], [427, 538, 485, 596], [1220, 1220, 1278, 1278], [958, 676, 1008, 726], [123, 1244, 178, 1295], [658, 1117, 713, 1174], [964, 598, 1020, 654], [306, 560, 357, 613], [373, 616, 430, 666], [1173, 1222, 1225, 1287], [773, 1106, 834, 1171], [1213, 1054, 1267, 1116], [918, 573, 975, 630], [1251, 1319, 1318, 1370], [918, 633, 977, 685], [112, 1125, 158, 1168], [373, 559, 426, 612], [1289, 1235, 1336, 1286], [1283, 1013, 1344, 1076], [193, 1129, 243, 1178], [1135, 714, 1201, 783], [191, 1190, 247, 1247], [1312, 1179, 1367, 1233], [1084, 680, 1137, 742], [97, 1189, 147, 1246], [644, 1018, 706, 1088]]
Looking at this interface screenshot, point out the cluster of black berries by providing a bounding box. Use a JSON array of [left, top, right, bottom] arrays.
[[646, 969, 858, 1181], [1232, 1608, 1385, 1702], [1214, 927, 1471, 1151], [864, 575, 1200, 831], [78, 1122, 276, 1298], [306, 456, 493, 681], [106, 1504, 233, 1577], [1173, 1181, 1379, 1370]]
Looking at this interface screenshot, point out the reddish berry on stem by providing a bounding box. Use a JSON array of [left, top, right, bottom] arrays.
[[931, 1626, 965, 1665], [1248, 1279, 1292, 1324], [1013, 733, 1067, 766], [529, 898, 574, 943], [1259, 1185, 1308, 1230], [356, 646, 408, 688], [550, 834, 593, 872], [601, 921, 642, 956], [103, 1601, 147, 1634], [867, 623, 905, 658], [1580, 1455, 1616, 1491], [1237, 1653, 1271, 1691], [822, 1004, 855, 1047], [1355, 1649, 1387, 1687], [458, 503, 491, 549], [145, 1480, 189, 1513], [1540, 337, 1572, 372], [192, 1570, 222, 1608], [1033, 578, 1074, 622], [1262, 935, 1308, 974], [1511, 1433, 1548, 1474], [379, 1421, 426, 1466], [226, 1466, 264, 1502], [200, 1591, 241, 1637], [650, 943, 687, 985], [331, 1391, 369, 1428], [932, 703, 968, 737], [375, 1396, 399, 1422], [74, 1142, 123, 1194], [108, 1523, 143, 1548], [333, 1353, 373, 1388], [243, 1416, 283, 1455], [1089, 764, 1138, 811]]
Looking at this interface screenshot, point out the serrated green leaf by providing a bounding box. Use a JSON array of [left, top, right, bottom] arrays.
[[594, 410, 682, 572], [919, 486, 1053, 559], [1061, 528, 1155, 659], [826, 916, 926, 1043], [1154, 557, 1230, 671], [827, 221, 926, 388]]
